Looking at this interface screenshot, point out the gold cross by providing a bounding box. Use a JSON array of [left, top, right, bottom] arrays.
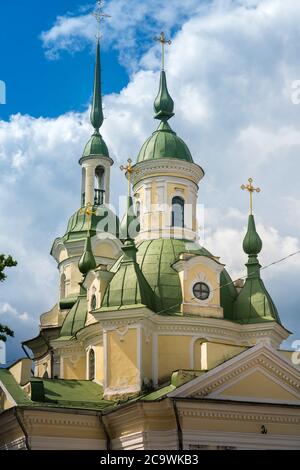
[[241, 178, 261, 215], [92, 0, 111, 40], [80, 202, 97, 219], [154, 32, 171, 71], [120, 158, 135, 196]]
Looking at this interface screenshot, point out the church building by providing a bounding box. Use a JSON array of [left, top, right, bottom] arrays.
[[0, 26, 300, 450]]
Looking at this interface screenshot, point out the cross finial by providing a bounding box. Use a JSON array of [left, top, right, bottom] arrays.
[[241, 178, 261, 215], [154, 32, 172, 71], [92, 0, 111, 40], [120, 158, 135, 196], [80, 202, 97, 219]]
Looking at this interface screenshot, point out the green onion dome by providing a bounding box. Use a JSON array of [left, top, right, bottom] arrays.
[[137, 71, 193, 163]]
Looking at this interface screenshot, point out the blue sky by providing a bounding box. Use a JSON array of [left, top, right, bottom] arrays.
[[1, 0, 300, 364], [0, 0, 127, 120]]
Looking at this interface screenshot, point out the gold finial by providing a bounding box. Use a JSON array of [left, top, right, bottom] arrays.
[[154, 32, 172, 71], [120, 158, 135, 196], [92, 0, 111, 40], [241, 178, 261, 215], [80, 202, 97, 219]]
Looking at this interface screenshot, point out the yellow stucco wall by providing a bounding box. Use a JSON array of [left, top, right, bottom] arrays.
[[63, 356, 86, 380], [107, 329, 138, 389], [202, 342, 246, 370], [183, 263, 220, 306], [158, 335, 191, 382], [219, 370, 300, 401], [35, 353, 52, 378]]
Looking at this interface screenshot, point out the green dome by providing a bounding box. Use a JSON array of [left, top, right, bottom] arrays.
[[243, 215, 262, 255], [110, 238, 237, 317], [63, 205, 119, 242], [233, 214, 281, 325], [59, 286, 87, 339], [137, 122, 193, 163], [82, 132, 109, 158]]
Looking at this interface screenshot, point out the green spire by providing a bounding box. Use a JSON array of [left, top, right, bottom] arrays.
[[81, 40, 109, 159], [90, 39, 104, 133], [243, 214, 263, 256], [233, 214, 281, 324], [120, 196, 138, 241], [78, 232, 97, 275], [154, 71, 174, 121]]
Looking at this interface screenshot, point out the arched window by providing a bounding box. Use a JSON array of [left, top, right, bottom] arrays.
[[171, 196, 184, 228], [81, 167, 86, 206], [88, 349, 95, 381], [94, 166, 105, 205], [136, 201, 141, 233], [90, 294, 97, 310], [43, 371, 49, 379], [60, 273, 66, 300]]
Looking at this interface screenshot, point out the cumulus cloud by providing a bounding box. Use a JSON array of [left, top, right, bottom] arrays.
[[1, 0, 300, 358], [40, 0, 203, 68]]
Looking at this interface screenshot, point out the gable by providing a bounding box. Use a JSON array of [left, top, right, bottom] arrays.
[[168, 343, 300, 405], [211, 368, 300, 404]]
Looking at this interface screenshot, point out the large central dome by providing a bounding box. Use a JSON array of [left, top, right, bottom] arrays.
[[111, 238, 237, 318]]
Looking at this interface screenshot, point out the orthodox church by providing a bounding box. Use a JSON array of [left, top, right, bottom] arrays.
[[0, 32, 300, 450]]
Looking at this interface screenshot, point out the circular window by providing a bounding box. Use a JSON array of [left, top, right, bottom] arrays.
[[193, 282, 210, 301], [90, 294, 97, 310]]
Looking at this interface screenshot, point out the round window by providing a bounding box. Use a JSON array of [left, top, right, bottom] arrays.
[[91, 294, 97, 310], [193, 282, 210, 301]]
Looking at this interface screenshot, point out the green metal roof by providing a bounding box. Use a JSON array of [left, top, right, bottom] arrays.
[[59, 286, 88, 339], [61, 204, 119, 243], [78, 232, 97, 275], [101, 238, 155, 311], [0, 369, 31, 406], [136, 70, 193, 163], [82, 132, 109, 158], [233, 215, 281, 324], [137, 121, 193, 163], [110, 238, 237, 316]]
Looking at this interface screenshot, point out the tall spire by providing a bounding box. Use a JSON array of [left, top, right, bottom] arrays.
[[233, 182, 281, 324], [90, 39, 104, 133], [153, 32, 174, 122]]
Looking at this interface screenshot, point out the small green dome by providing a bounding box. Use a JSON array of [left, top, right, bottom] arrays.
[[82, 132, 109, 158], [63, 205, 119, 242], [59, 286, 87, 339], [233, 214, 281, 325], [78, 234, 97, 275], [243, 215, 262, 255], [137, 122, 193, 163], [110, 238, 237, 317]]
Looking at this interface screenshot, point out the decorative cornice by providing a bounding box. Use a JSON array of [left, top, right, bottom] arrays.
[[132, 159, 204, 187]]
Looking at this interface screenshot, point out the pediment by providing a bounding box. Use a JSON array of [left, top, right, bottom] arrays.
[[168, 343, 300, 405]]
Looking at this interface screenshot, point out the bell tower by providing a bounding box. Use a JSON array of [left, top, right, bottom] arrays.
[[79, 38, 113, 207]]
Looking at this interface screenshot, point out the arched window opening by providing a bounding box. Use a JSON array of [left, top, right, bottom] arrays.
[[90, 294, 97, 310], [171, 196, 184, 228], [81, 167, 86, 206], [88, 349, 95, 381], [136, 201, 141, 233], [94, 166, 105, 206], [42, 371, 49, 379], [60, 273, 66, 300]]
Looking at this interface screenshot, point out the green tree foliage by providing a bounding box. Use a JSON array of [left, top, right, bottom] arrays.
[[0, 254, 17, 342]]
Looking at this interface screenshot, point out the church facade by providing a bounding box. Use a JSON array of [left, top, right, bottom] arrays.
[[0, 33, 300, 450]]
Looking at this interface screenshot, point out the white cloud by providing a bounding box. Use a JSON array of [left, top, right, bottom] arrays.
[[2, 0, 300, 354], [0, 303, 34, 324]]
